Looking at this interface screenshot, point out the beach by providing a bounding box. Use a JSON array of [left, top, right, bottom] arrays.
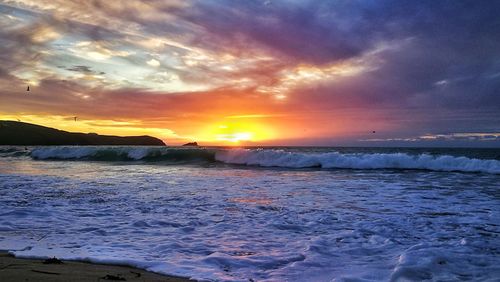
[[0, 252, 191, 282], [0, 252, 193, 282]]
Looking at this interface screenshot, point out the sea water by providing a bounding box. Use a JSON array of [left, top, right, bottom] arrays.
[[0, 146, 499, 281]]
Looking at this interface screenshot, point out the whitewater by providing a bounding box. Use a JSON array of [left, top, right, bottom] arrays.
[[1, 146, 499, 281], [24, 146, 500, 174]]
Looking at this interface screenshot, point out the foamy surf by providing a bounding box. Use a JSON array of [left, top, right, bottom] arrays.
[[215, 148, 500, 174], [1, 146, 499, 281], [25, 146, 500, 174], [29, 146, 215, 163]]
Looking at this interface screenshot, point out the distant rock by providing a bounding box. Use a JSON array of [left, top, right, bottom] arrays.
[[0, 120, 166, 146], [182, 142, 198, 147]]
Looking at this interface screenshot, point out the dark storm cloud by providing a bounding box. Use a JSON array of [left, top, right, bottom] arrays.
[[138, 0, 500, 104], [182, 1, 500, 64], [173, 0, 500, 123], [179, 0, 377, 64], [179, 0, 500, 134]]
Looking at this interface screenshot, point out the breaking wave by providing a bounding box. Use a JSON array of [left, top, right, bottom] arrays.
[[0, 147, 30, 157], [22, 146, 500, 174], [30, 146, 215, 163], [215, 149, 500, 174]]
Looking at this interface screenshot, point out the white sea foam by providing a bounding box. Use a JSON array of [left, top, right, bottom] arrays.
[[26, 146, 500, 174], [215, 149, 500, 173], [29, 146, 217, 163], [27, 147, 500, 174], [1, 155, 499, 281], [126, 147, 151, 160]]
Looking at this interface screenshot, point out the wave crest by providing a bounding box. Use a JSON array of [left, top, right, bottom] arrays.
[[214, 149, 500, 174], [25, 147, 500, 174], [30, 147, 215, 163]]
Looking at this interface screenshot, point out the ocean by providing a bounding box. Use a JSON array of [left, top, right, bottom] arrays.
[[0, 146, 499, 281]]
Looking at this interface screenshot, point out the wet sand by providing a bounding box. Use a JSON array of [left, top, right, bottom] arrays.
[[0, 252, 193, 282]]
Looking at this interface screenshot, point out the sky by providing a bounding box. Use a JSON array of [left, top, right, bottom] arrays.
[[0, 0, 499, 146]]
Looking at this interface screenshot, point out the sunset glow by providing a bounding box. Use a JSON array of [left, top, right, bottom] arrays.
[[0, 0, 499, 146], [197, 119, 276, 145]]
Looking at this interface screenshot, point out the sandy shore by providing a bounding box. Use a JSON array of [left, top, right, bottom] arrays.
[[0, 252, 193, 282]]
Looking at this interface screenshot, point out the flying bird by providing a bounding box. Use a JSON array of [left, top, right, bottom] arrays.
[[26, 85, 30, 92]]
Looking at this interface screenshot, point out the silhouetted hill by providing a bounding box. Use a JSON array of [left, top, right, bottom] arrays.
[[0, 121, 166, 146]]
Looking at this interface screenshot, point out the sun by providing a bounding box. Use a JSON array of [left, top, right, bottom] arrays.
[[216, 132, 253, 143], [197, 120, 274, 145]]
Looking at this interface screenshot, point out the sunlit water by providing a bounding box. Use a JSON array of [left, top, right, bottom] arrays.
[[0, 146, 499, 281]]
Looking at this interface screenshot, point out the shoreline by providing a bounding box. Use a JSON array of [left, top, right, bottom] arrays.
[[0, 252, 193, 282]]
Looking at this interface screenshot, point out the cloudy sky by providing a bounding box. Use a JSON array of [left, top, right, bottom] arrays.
[[1, 0, 499, 146]]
